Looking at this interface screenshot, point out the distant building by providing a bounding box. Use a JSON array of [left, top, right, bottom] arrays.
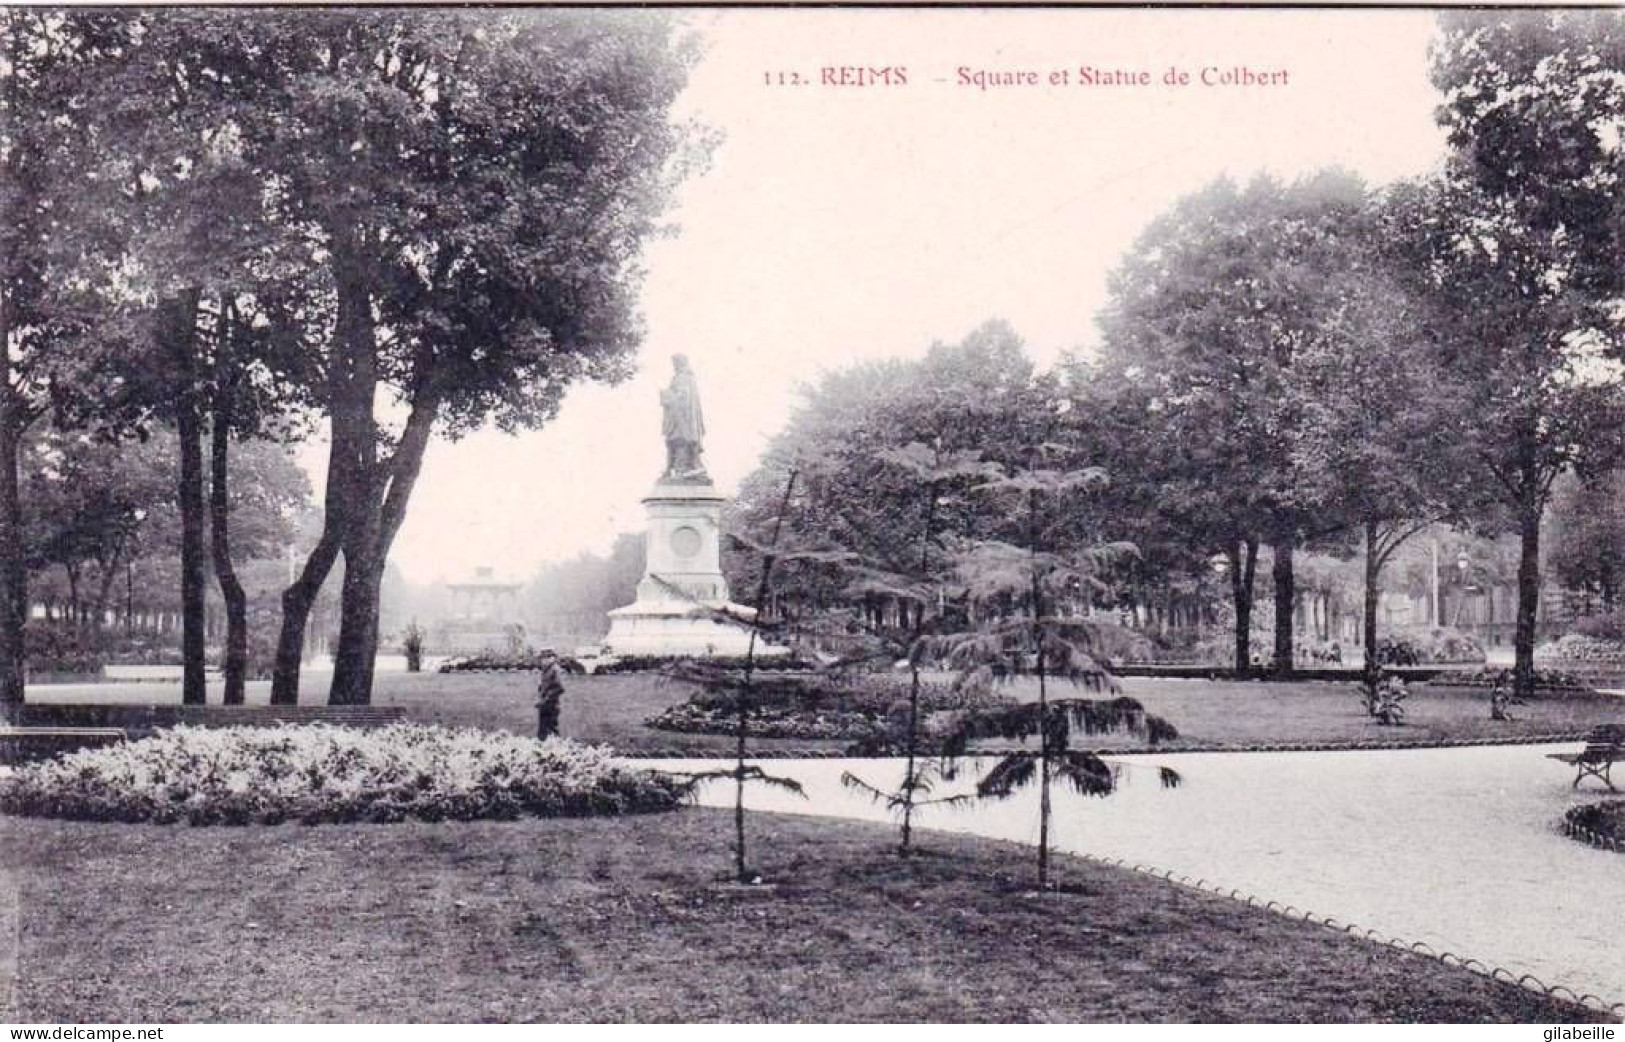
[[438, 566, 525, 654]]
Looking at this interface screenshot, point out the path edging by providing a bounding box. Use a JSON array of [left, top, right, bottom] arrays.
[[624, 732, 1593, 759], [1066, 850, 1624, 1021], [1561, 813, 1625, 856]]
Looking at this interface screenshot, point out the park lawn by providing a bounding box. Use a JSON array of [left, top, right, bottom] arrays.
[[1107, 677, 1623, 748], [26, 670, 1621, 753], [364, 670, 836, 755], [1, 809, 1602, 1023], [358, 671, 1623, 754]]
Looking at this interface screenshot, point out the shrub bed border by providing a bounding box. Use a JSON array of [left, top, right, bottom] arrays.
[[0, 724, 687, 826], [620, 731, 1597, 759], [1562, 804, 1625, 856]]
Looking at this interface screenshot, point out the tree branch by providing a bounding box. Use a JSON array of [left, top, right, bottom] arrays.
[[377, 384, 441, 553], [1372, 518, 1435, 571]]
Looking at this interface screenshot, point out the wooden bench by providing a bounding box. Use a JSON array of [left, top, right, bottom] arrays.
[[1548, 725, 1625, 792], [2, 706, 408, 764], [154, 706, 410, 731], [0, 726, 128, 765], [5, 704, 408, 733]]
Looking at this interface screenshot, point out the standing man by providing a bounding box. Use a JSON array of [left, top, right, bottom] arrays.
[[535, 657, 565, 740]]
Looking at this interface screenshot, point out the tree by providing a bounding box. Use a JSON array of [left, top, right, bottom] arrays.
[[0, 10, 130, 703], [22, 426, 307, 675], [1055, 356, 1231, 650], [1391, 10, 1625, 696], [27, 9, 323, 706], [671, 460, 820, 884], [1097, 171, 1372, 675], [726, 320, 1048, 623], [202, 10, 708, 705], [839, 441, 995, 854], [725, 327, 1066, 855], [1547, 470, 1625, 613], [22, 429, 175, 636], [933, 451, 1180, 890], [524, 533, 645, 646], [208, 433, 312, 700], [1285, 197, 1483, 686], [1432, 11, 1625, 307]]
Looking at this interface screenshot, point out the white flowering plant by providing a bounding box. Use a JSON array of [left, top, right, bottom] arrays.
[[0, 723, 685, 826]]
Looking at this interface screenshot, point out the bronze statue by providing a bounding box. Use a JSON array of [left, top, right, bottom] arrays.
[[660, 353, 707, 480]]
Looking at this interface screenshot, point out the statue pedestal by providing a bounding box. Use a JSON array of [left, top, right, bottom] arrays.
[[603, 479, 786, 658]]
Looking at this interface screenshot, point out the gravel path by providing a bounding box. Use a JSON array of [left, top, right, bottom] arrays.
[[636, 743, 1625, 1006]]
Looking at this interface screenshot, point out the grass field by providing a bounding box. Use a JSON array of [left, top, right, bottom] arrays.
[[23, 667, 1622, 754], [351, 670, 1623, 755], [362, 671, 823, 755], [1, 809, 1601, 1023], [1109, 677, 1622, 747]]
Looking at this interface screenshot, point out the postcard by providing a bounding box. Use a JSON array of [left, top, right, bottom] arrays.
[[2, 4, 1622, 1029]]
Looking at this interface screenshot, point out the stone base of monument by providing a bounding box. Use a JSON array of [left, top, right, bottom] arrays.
[[602, 596, 785, 658], [601, 477, 788, 659]]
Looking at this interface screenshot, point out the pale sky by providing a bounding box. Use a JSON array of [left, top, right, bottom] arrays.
[[336, 8, 1451, 585]]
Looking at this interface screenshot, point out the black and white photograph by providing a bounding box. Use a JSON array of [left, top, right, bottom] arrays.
[[1, 2, 1622, 1026]]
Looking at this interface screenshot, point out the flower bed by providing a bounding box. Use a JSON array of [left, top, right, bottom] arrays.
[[649, 703, 889, 742], [1436, 666, 1595, 694], [595, 652, 820, 675], [1387, 627, 1486, 665], [1535, 634, 1625, 685], [645, 671, 1010, 741], [0, 723, 685, 826], [438, 651, 583, 673]]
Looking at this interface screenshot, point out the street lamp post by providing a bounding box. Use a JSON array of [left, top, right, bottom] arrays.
[[1453, 553, 1471, 627], [1431, 537, 1441, 628], [1211, 551, 1244, 674]]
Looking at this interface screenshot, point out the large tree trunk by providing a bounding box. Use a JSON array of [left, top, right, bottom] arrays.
[[1514, 502, 1542, 700], [1363, 520, 1381, 690], [209, 412, 249, 705], [208, 304, 250, 706], [1271, 538, 1295, 676], [0, 399, 26, 708], [326, 404, 437, 706], [323, 243, 383, 707], [268, 334, 361, 707], [309, 238, 444, 708], [270, 533, 341, 705], [165, 292, 209, 706], [0, 293, 27, 708], [176, 398, 208, 704], [329, 528, 384, 706], [89, 544, 125, 642], [273, 241, 376, 705], [64, 565, 81, 628], [1229, 538, 1259, 676]]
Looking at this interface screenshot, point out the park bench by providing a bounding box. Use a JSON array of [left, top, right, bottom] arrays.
[[5, 703, 407, 732], [0, 726, 128, 765], [153, 705, 411, 730], [1, 706, 408, 764], [1547, 724, 1625, 792]]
